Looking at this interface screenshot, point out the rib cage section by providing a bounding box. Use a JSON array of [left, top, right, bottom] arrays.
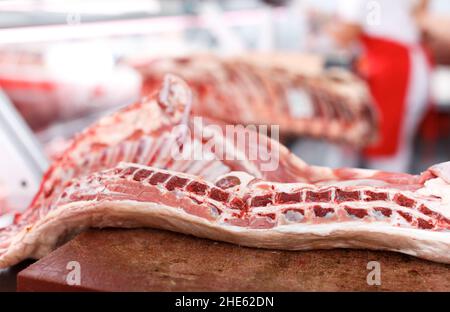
[[56, 163, 450, 232]]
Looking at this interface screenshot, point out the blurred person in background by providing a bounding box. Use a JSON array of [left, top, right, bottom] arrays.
[[416, 1, 450, 65], [332, 0, 432, 173]]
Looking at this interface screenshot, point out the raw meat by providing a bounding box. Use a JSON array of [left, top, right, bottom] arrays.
[[135, 55, 377, 147], [0, 74, 314, 259], [0, 74, 448, 268], [1, 160, 449, 267]]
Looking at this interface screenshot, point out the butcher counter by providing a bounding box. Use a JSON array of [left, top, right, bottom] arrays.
[[0, 228, 446, 291]]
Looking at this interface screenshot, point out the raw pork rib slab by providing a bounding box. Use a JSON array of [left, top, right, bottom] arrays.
[[0, 75, 449, 268], [1, 161, 449, 267], [0, 74, 317, 267], [135, 54, 377, 147]]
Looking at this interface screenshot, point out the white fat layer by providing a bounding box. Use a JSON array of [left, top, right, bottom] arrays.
[[251, 182, 312, 193], [317, 179, 389, 188], [1, 199, 450, 269], [251, 180, 392, 193], [417, 177, 450, 218], [274, 221, 450, 256]]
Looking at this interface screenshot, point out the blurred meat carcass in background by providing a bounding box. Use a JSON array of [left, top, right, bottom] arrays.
[[132, 53, 377, 148]]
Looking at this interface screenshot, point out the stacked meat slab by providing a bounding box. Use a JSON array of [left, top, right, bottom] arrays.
[[135, 54, 377, 147], [0, 75, 448, 268]]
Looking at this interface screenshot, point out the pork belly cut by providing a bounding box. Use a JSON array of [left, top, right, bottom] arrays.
[[0, 74, 449, 268], [0, 162, 449, 268]]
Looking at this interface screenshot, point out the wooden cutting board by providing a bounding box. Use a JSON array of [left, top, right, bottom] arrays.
[[17, 228, 450, 291]]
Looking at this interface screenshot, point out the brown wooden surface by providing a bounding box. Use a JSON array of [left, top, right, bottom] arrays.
[[17, 228, 450, 292]]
